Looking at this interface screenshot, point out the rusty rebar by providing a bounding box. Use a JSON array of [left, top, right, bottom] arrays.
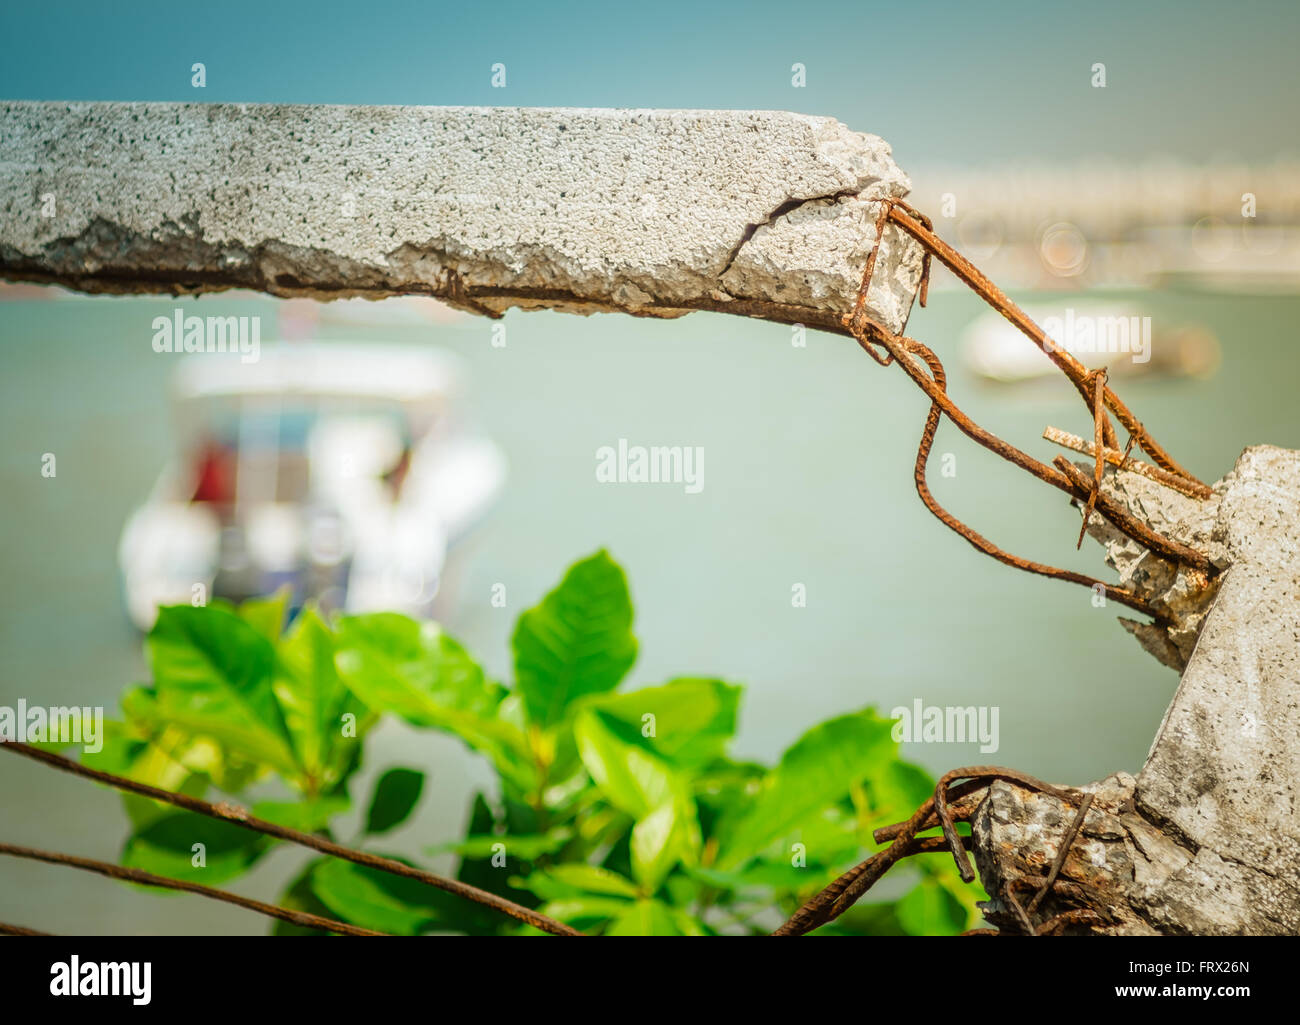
[[887, 333, 1169, 619], [773, 766, 1084, 936], [0, 741, 581, 937], [0, 921, 50, 936], [1053, 457, 1214, 576], [1028, 792, 1095, 915], [0, 841, 384, 936], [932, 767, 1084, 884], [844, 198, 1215, 620], [1077, 369, 1109, 547], [1042, 426, 1214, 500], [884, 203, 1209, 491], [871, 779, 989, 843]]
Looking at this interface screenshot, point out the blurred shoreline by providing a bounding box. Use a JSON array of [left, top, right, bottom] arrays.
[[909, 160, 1300, 292]]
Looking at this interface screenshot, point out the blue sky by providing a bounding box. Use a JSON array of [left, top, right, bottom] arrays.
[[2, 0, 1297, 166]]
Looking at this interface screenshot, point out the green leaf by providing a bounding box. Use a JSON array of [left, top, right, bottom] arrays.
[[123, 811, 270, 885], [866, 759, 936, 828], [144, 605, 299, 778], [335, 614, 501, 722], [630, 798, 695, 893], [274, 606, 372, 793], [445, 793, 542, 934], [365, 768, 425, 834], [533, 897, 631, 930], [895, 878, 969, 936], [670, 910, 711, 936], [919, 859, 987, 933], [309, 857, 462, 935], [785, 806, 869, 870], [604, 899, 681, 936], [237, 589, 290, 642], [582, 677, 741, 768], [273, 862, 342, 935], [335, 614, 534, 790], [693, 758, 768, 830], [812, 900, 908, 936], [686, 859, 825, 896], [431, 829, 573, 861], [252, 796, 349, 833], [512, 550, 637, 727], [525, 864, 641, 899], [118, 690, 263, 795], [574, 709, 700, 889], [713, 708, 897, 870], [574, 709, 677, 817], [79, 720, 201, 829]]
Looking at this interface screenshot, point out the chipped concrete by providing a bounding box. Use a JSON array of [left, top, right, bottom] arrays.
[[1132, 445, 1300, 934], [1075, 462, 1226, 671], [0, 102, 923, 333], [974, 446, 1300, 934]]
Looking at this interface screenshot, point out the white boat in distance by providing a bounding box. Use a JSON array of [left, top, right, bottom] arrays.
[[961, 302, 1220, 384], [119, 343, 505, 631]]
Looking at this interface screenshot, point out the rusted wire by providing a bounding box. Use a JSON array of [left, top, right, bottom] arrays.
[[871, 779, 989, 843], [4, 195, 1206, 942], [1035, 909, 1107, 935], [1042, 426, 1213, 500], [887, 333, 1169, 620], [932, 767, 1083, 884], [0, 841, 385, 936], [905, 835, 974, 855], [772, 797, 966, 935], [772, 766, 1085, 936], [0, 921, 50, 936], [844, 197, 1215, 620], [1053, 457, 1214, 577], [1077, 369, 1109, 548], [0, 741, 581, 937], [1028, 792, 1095, 914], [1001, 872, 1113, 936], [882, 203, 1210, 490], [1006, 886, 1037, 935]]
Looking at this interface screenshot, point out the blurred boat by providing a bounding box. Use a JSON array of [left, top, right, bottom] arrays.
[[962, 302, 1220, 383], [118, 343, 505, 630]]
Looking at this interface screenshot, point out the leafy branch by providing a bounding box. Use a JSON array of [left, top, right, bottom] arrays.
[[2, 551, 977, 936], [0, 742, 578, 937]]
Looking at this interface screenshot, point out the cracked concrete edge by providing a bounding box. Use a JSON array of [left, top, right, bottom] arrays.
[[1132, 445, 1300, 930], [0, 101, 923, 333], [973, 773, 1300, 935], [1077, 462, 1226, 671], [972, 445, 1300, 934], [975, 770, 1299, 935]]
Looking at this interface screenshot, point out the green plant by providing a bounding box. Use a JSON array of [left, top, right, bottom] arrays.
[[91, 550, 982, 935]]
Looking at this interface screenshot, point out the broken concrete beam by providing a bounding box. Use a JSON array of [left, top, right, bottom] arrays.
[[973, 446, 1300, 935], [0, 102, 924, 334], [1132, 445, 1300, 934]]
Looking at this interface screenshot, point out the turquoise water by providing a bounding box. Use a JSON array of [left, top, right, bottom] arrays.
[[2, 286, 1296, 932]]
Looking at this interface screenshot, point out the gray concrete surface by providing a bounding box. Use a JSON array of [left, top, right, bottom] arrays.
[[975, 445, 1300, 934], [0, 102, 924, 334]]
